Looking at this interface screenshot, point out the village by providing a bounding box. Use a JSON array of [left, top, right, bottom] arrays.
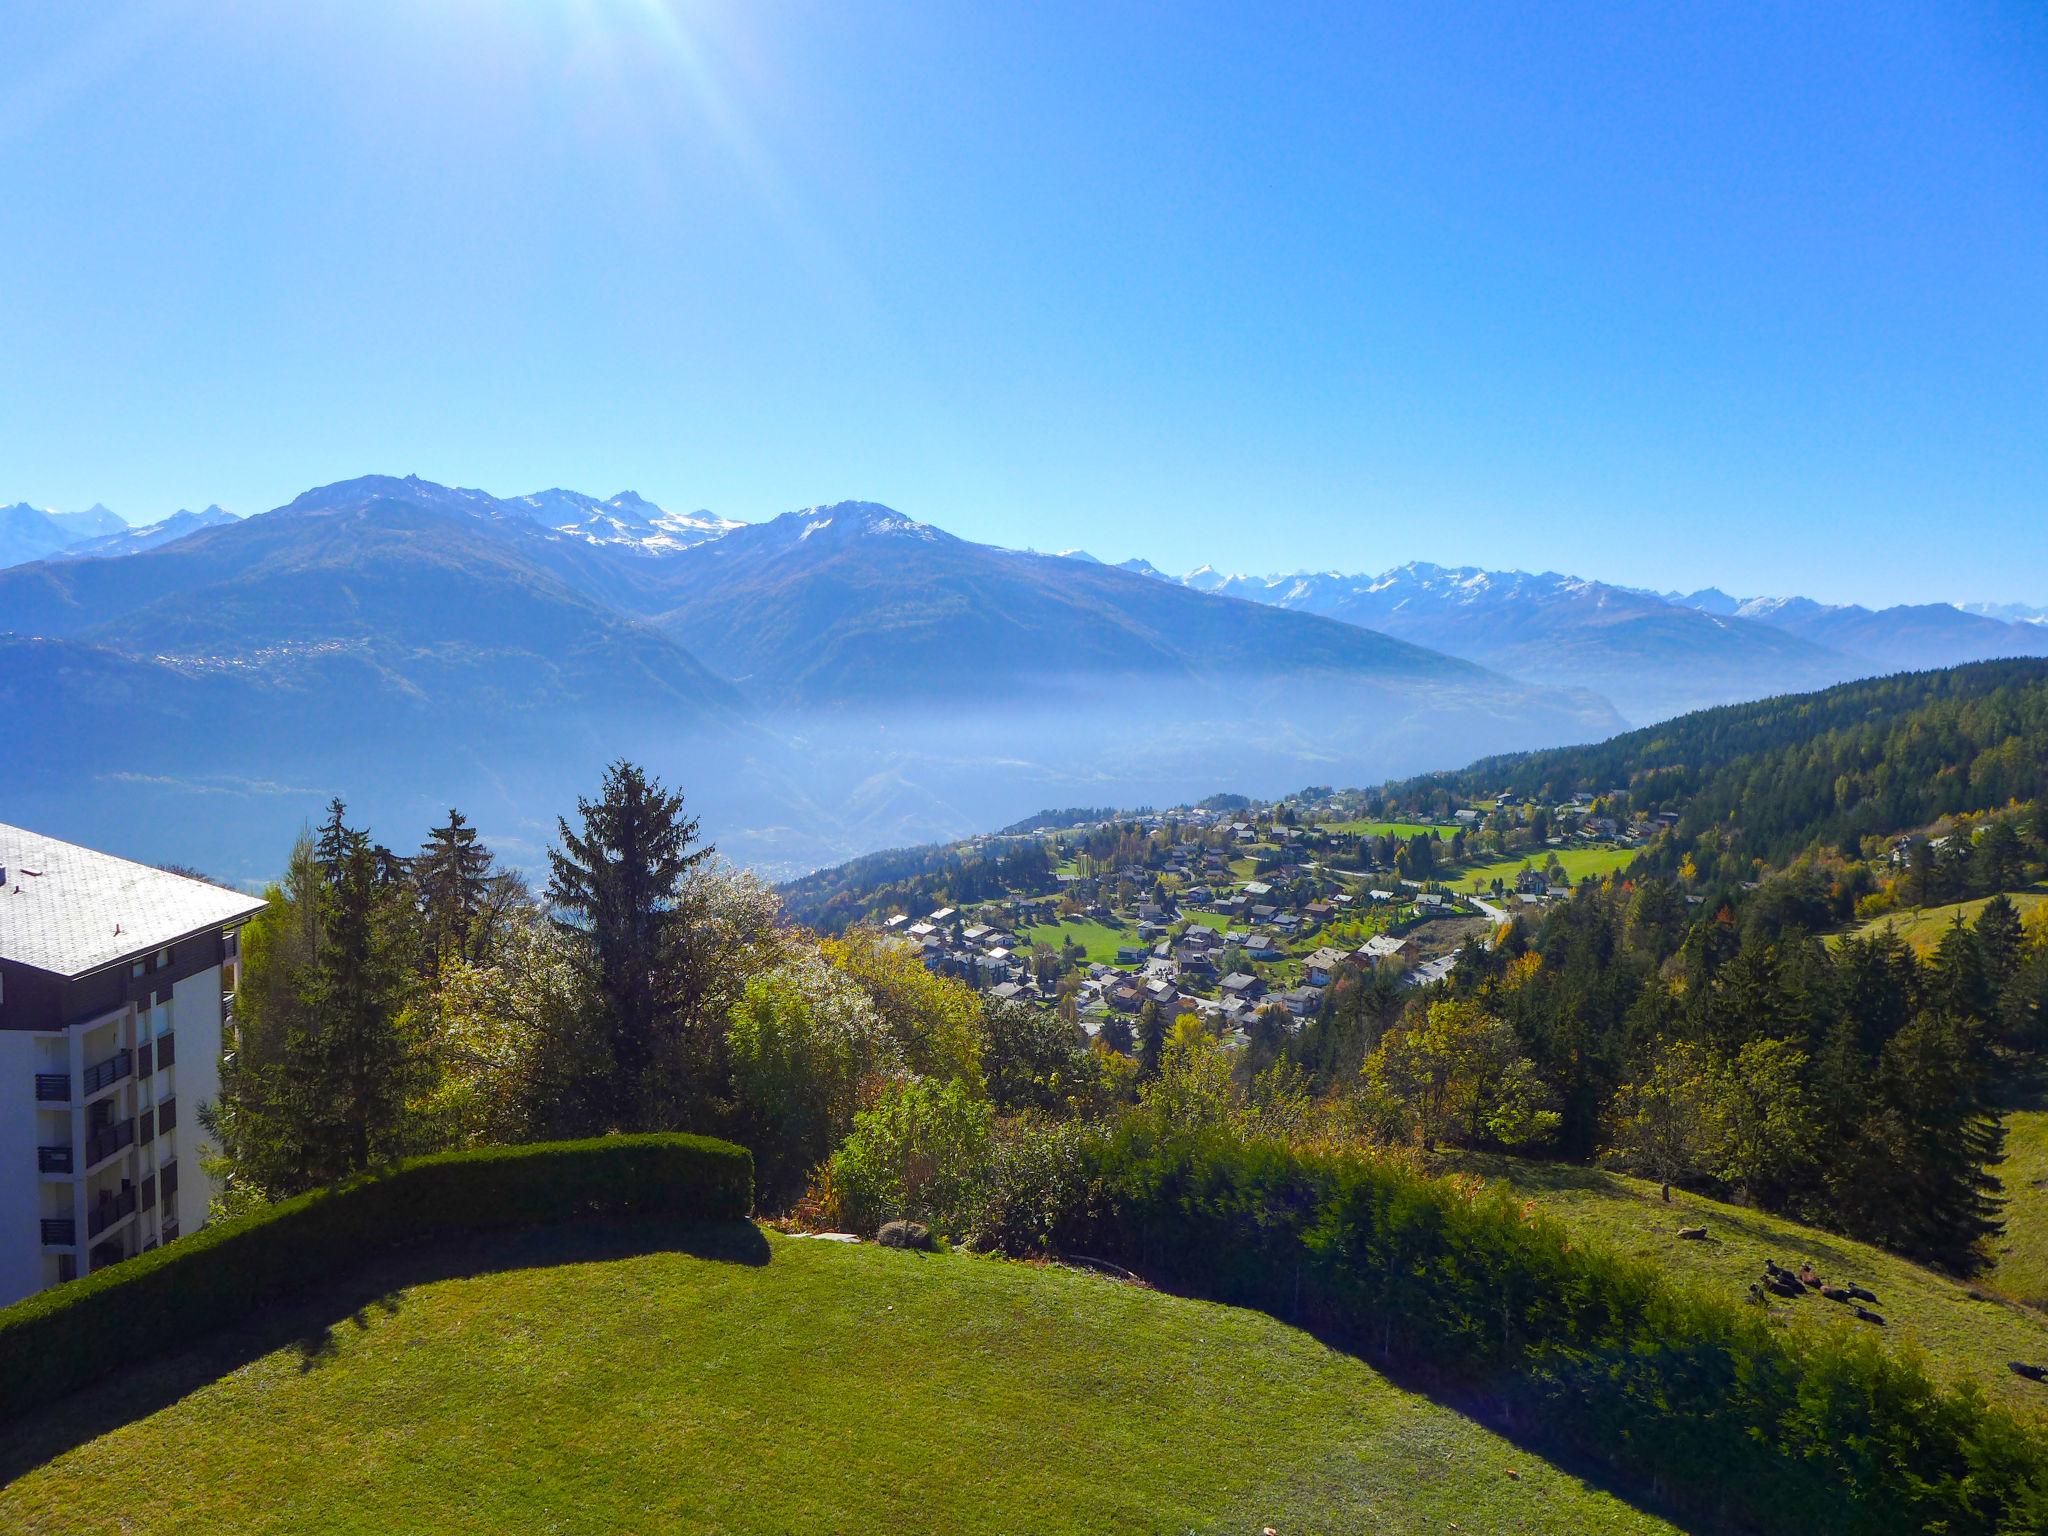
[[857, 786, 1656, 1045]]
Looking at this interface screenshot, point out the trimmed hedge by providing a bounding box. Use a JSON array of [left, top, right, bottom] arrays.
[[1059, 1126, 2048, 1536], [0, 1133, 751, 1420]]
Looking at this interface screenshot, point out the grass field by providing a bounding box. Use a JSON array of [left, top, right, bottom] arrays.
[[1843, 886, 2048, 955], [1017, 917, 1137, 965], [1456, 845, 1638, 893], [1446, 1154, 2048, 1420], [1318, 819, 1439, 839], [0, 1223, 1684, 1535]]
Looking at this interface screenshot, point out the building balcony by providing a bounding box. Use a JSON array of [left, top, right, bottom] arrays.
[[84, 1117, 135, 1169], [157, 1032, 176, 1070], [34, 1073, 70, 1103], [41, 1217, 77, 1247], [86, 1186, 137, 1239], [82, 1048, 133, 1097], [37, 1144, 74, 1175]]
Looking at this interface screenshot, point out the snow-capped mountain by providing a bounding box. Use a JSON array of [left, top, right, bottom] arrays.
[[0, 502, 132, 567], [68, 505, 240, 558], [1128, 559, 1854, 724], [1954, 600, 2046, 627], [504, 488, 740, 555], [1663, 589, 2048, 671]]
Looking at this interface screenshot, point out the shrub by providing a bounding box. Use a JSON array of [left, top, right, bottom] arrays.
[[827, 1079, 993, 1237], [0, 1133, 751, 1420], [1056, 1126, 2048, 1536]]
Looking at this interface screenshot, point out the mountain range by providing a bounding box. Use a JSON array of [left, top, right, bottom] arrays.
[[1, 474, 2040, 879], [1113, 560, 2048, 725], [0, 477, 1616, 881]]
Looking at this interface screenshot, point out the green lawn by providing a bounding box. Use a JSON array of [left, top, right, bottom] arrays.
[[1018, 917, 1137, 965], [1843, 886, 2048, 956], [0, 1223, 1683, 1535], [1456, 845, 1638, 893], [1318, 819, 1439, 839], [1446, 1154, 2048, 1420]]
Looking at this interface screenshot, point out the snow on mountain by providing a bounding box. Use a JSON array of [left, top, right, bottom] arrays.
[[504, 487, 741, 555], [1956, 600, 2048, 626], [67, 505, 240, 557]]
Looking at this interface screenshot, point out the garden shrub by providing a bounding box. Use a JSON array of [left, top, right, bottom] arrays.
[[0, 1133, 751, 1419]]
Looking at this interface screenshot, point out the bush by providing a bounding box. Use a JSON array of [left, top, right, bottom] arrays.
[[826, 1079, 992, 1237], [1056, 1126, 2048, 1536], [0, 1133, 751, 1420]]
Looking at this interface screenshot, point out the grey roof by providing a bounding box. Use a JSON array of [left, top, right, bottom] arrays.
[[0, 823, 267, 980]]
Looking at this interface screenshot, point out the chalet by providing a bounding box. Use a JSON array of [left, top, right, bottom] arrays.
[[1219, 972, 1264, 1000], [1360, 934, 1418, 965], [1303, 947, 1350, 986]]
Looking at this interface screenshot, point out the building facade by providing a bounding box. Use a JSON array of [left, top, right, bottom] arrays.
[[0, 824, 265, 1306]]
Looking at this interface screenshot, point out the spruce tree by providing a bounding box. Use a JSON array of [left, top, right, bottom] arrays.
[[414, 807, 494, 968], [296, 827, 419, 1178], [548, 761, 711, 1126]]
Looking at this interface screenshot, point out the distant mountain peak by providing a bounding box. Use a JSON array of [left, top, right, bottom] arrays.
[[769, 501, 946, 546]]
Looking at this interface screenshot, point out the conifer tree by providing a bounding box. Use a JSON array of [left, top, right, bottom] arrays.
[[547, 761, 711, 1126], [415, 807, 494, 968]]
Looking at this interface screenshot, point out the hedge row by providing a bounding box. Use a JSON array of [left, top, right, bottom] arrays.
[[0, 1133, 752, 1419], [1059, 1126, 2048, 1536]]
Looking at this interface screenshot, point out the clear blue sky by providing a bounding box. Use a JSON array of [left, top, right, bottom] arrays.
[[2, 1, 2043, 605]]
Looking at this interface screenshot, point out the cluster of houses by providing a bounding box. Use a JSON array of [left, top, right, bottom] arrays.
[[876, 871, 1474, 1044], [853, 786, 1663, 1047]]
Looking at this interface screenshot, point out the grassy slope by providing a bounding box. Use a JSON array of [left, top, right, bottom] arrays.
[[1018, 917, 1137, 964], [1448, 1155, 2048, 1420], [1988, 1082, 2048, 1309], [1845, 886, 2048, 955], [1457, 846, 1637, 892], [1318, 819, 1439, 838], [0, 1224, 1681, 1536]]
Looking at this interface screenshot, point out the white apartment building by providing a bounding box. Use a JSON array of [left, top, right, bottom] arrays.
[[0, 823, 265, 1306]]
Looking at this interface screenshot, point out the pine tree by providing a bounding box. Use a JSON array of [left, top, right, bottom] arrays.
[[547, 761, 712, 1126]]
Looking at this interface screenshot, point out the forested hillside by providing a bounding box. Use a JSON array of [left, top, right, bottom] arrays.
[[1383, 660, 2048, 868]]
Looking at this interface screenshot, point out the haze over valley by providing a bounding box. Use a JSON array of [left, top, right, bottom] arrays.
[[4, 475, 2044, 883]]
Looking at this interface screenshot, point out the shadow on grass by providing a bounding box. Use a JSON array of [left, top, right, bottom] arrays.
[[0, 1218, 769, 1485]]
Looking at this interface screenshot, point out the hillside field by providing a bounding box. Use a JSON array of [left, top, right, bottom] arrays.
[[0, 1223, 1683, 1536], [1844, 886, 2048, 955], [1017, 916, 1136, 964], [1447, 1154, 2048, 1420], [1457, 845, 1637, 892]]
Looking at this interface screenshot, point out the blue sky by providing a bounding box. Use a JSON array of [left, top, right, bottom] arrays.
[[2, 0, 2043, 605]]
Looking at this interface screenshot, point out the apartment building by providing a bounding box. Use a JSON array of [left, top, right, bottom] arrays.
[[0, 823, 265, 1306]]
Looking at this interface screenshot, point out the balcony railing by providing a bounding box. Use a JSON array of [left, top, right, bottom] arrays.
[[34, 1073, 70, 1103], [87, 1186, 137, 1239], [157, 1032, 176, 1070], [158, 1097, 177, 1136], [85, 1118, 135, 1167], [37, 1144, 73, 1175], [40, 1217, 76, 1247], [138, 1106, 155, 1145], [137, 1039, 154, 1077], [82, 1049, 133, 1096]]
